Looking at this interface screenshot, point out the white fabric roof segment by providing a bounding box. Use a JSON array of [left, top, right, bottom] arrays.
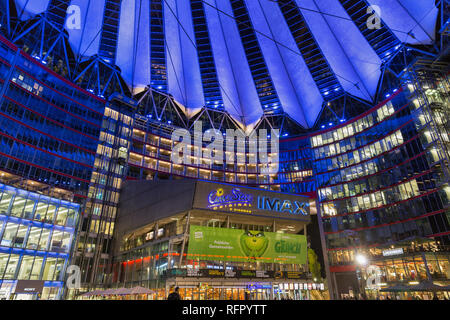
[[202, 0, 244, 125], [131, 0, 151, 91], [165, 0, 186, 105], [244, 0, 306, 128], [164, 0, 204, 114], [296, 0, 375, 101], [250, 0, 324, 128], [312, 0, 382, 100], [15, 0, 50, 21], [367, 0, 438, 45], [10, 0, 440, 129], [204, 0, 241, 121], [204, 0, 263, 128], [115, 0, 140, 89], [67, 0, 104, 59]]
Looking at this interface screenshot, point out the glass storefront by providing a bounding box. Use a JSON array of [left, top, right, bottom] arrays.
[[159, 282, 325, 300], [364, 253, 450, 284]]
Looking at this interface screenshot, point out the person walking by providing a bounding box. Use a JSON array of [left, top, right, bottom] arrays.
[[167, 287, 181, 300]]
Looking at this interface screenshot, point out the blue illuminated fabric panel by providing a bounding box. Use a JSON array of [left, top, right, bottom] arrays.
[[12, 0, 438, 128]]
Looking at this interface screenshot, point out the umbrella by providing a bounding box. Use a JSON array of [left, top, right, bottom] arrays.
[[408, 281, 450, 292], [80, 289, 104, 297], [128, 286, 155, 295], [379, 283, 412, 292], [102, 288, 119, 295], [380, 281, 450, 292]]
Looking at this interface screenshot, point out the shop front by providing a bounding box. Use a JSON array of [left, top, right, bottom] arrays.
[[160, 266, 327, 300], [111, 180, 322, 300], [164, 277, 326, 300], [360, 250, 450, 299], [0, 280, 64, 300], [330, 239, 450, 300]]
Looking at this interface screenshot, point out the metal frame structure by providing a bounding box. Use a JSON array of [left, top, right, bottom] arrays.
[[73, 0, 130, 98], [0, 0, 447, 134], [11, 13, 75, 79]]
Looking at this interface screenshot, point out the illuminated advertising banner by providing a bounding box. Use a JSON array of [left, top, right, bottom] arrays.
[[187, 225, 307, 264], [193, 181, 311, 222]]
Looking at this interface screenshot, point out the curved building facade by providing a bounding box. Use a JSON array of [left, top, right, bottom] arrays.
[[309, 83, 450, 298], [124, 81, 449, 299]]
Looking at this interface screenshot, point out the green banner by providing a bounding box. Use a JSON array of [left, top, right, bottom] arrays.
[[187, 225, 307, 264]]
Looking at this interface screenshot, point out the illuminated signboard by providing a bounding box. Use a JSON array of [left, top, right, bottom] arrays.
[[167, 269, 307, 280], [382, 248, 404, 257], [194, 181, 311, 221], [207, 188, 253, 209], [257, 196, 309, 216], [247, 283, 272, 290]]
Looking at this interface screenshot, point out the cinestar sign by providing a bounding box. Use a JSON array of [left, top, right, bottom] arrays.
[[205, 188, 309, 216], [257, 196, 309, 216]]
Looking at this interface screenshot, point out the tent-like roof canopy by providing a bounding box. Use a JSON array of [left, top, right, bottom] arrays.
[[12, 0, 439, 128]]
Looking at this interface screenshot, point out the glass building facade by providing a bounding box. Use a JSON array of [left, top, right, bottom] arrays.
[[73, 94, 136, 291], [309, 82, 450, 298], [0, 182, 79, 300], [128, 115, 314, 194], [0, 34, 106, 299], [0, 0, 448, 300], [0, 35, 104, 201], [0, 34, 139, 297]]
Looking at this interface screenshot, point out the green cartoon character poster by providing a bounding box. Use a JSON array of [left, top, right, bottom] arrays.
[[240, 230, 269, 259], [187, 225, 306, 264]]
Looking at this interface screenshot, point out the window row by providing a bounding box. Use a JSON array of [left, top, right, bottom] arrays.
[[0, 253, 67, 281], [322, 197, 438, 233], [8, 77, 102, 137], [0, 187, 79, 226], [315, 137, 425, 188], [320, 179, 420, 216], [326, 219, 432, 248], [0, 155, 90, 194], [311, 98, 403, 148], [314, 130, 405, 173], [16, 56, 105, 119], [317, 152, 433, 196], [0, 100, 99, 152], [0, 135, 93, 182], [0, 220, 73, 252], [318, 168, 435, 203]]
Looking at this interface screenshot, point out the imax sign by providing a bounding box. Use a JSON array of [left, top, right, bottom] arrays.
[[257, 196, 309, 216]]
